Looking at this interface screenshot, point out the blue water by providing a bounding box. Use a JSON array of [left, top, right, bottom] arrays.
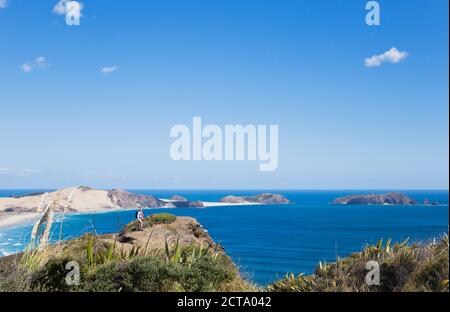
[[0, 190, 448, 285]]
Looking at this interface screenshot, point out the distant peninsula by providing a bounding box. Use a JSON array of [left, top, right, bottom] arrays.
[[220, 193, 290, 204], [333, 192, 417, 205], [0, 187, 290, 227]]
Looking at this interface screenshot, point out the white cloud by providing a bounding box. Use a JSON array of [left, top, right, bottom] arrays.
[[0, 0, 8, 9], [365, 47, 409, 67], [100, 66, 119, 74], [20, 56, 48, 73], [0, 168, 39, 177], [53, 1, 84, 23], [20, 63, 33, 73], [35, 56, 47, 68]]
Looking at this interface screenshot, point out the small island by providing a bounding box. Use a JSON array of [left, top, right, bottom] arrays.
[[333, 192, 417, 205], [220, 193, 290, 204]]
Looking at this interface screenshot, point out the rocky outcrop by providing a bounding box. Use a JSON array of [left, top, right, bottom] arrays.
[[333, 192, 417, 205], [112, 215, 218, 252], [220, 193, 290, 204]]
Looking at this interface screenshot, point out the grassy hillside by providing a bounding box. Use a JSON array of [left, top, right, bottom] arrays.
[[0, 213, 447, 292], [0, 213, 255, 292], [268, 235, 449, 292]]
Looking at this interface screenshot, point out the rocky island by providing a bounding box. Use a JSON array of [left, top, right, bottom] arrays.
[[333, 192, 417, 205], [220, 193, 290, 204]]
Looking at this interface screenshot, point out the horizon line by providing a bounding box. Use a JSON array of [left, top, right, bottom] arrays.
[[0, 187, 448, 191]]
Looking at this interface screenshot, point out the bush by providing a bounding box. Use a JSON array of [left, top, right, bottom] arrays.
[[85, 256, 177, 292], [30, 257, 79, 292], [0, 262, 31, 292], [121, 213, 177, 234], [83, 251, 234, 292], [267, 273, 316, 292], [176, 253, 235, 292], [83, 261, 134, 292], [149, 213, 177, 224], [267, 235, 449, 292], [404, 251, 449, 292]]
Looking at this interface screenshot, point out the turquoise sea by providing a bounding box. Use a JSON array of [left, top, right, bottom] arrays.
[[0, 190, 448, 285]]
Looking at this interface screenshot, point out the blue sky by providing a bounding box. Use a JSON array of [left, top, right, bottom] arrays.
[[0, 0, 448, 189]]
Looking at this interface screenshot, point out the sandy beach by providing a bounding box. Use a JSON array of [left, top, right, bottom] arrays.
[[0, 212, 39, 228]]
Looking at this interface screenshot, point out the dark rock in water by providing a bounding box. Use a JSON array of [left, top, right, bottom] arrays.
[[424, 199, 441, 206], [333, 192, 417, 205], [108, 189, 165, 209], [220, 193, 290, 204]]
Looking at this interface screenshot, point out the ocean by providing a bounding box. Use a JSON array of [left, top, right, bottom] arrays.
[[0, 190, 448, 285]]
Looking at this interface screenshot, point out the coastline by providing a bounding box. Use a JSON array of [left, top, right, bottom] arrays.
[[0, 191, 447, 286], [0, 201, 261, 230]]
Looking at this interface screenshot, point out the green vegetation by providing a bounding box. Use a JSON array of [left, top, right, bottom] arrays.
[[0, 231, 254, 292], [121, 213, 177, 234], [267, 234, 449, 292], [0, 217, 447, 292]]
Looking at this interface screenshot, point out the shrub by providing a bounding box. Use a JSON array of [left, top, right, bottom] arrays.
[[84, 261, 134, 292], [30, 257, 79, 292], [83, 250, 234, 292], [267, 273, 316, 292], [176, 253, 235, 292], [149, 213, 177, 224], [267, 235, 449, 292], [403, 251, 449, 292], [121, 213, 177, 234], [0, 262, 31, 292]]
